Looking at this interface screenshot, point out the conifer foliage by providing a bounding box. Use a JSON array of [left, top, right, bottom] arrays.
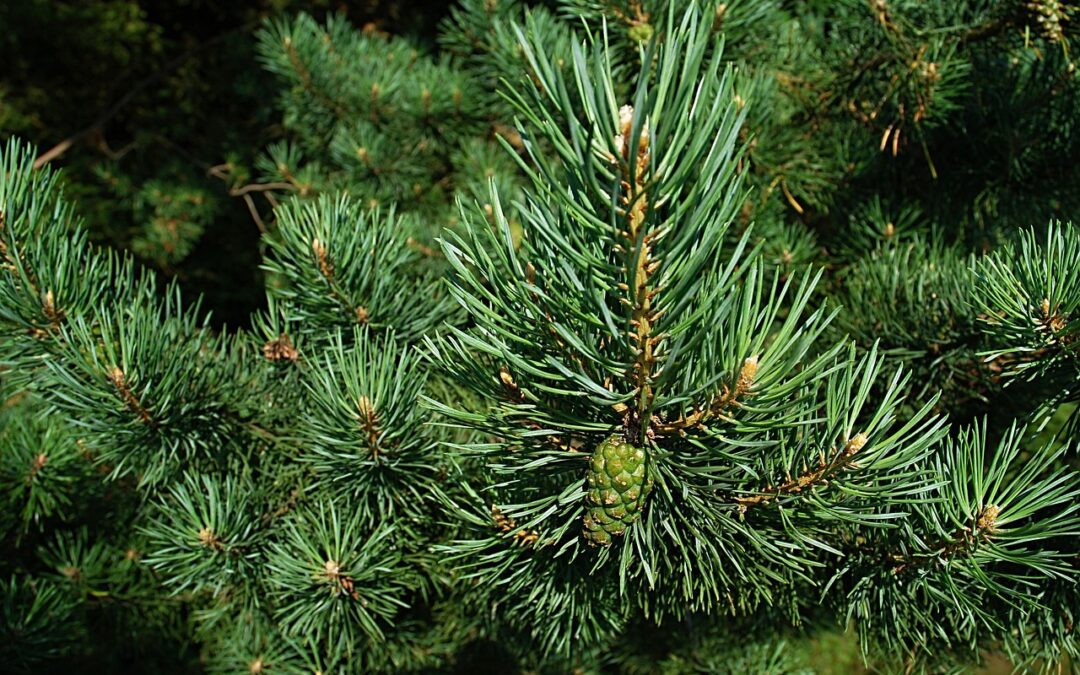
[[2, 1, 1080, 673]]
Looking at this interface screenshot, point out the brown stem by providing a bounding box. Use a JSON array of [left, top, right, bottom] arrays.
[[614, 106, 661, 425], [309, 238, 368, 324], [357, 395, 383, 460], [735, 432, 868, 508], [658, 356, 758, 434], [27, 453, 47, 483], [240, 194, 268, 235], [262, 487, 302, 524], [109, 367, 157, 428], [229, 182, 298, 197]]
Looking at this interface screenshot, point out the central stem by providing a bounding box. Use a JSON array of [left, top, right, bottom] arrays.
[[616, 105, 658, 424]]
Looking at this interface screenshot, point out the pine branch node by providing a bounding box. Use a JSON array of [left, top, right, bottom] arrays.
[[262, 333, 299, 362], [890, 504, 1000, 574], [357, 395, 384, 460], [323, 559, 362, 601], [109, 366, 157, 428], [492, 505, 540, 546], [197, 527, 224, 551], [27, 453, 47, 483]]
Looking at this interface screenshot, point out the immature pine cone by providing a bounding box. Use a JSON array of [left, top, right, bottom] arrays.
[[583, 434, 653, 546]]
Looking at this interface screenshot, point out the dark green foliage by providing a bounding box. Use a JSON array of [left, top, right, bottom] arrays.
[[974, 221, 1080, 440], [828, 239, 992, 416], [261, 195, 459, 344], [299, 328, 443, 518], [143, 475, 265, 595], [265, 507, 412, 650], [0, 575, 84, 670], [3, 1, 1080, 673], [830, 422, 1080, 670], [128, 180, 217, 270], [253, 11, 519, 240], [42, 295, 252, 485], [0, 1, 463, 327], [0, 408, 94, 537]]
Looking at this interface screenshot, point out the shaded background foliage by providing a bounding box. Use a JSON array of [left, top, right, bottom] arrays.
[[0, 0, 454, 326]]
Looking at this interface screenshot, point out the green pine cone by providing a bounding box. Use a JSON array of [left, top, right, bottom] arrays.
[[582, 434, 653, 546], [627, 22, 655, 44]]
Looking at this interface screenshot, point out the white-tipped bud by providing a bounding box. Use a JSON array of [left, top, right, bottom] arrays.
[[613, 104, 650, 161], [619, 104, 635, 138]]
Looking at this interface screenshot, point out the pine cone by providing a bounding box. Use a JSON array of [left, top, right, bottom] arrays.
[[627, 22, 655, 44], [582, 434, 653, 546]]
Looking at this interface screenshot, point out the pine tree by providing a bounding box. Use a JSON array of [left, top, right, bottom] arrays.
[[2, 1, 1080, 673]]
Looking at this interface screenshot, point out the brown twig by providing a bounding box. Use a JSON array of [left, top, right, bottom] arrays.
[[657, 356, 758, 434], [612, 105, 662, 428], [240, 194, 268, 235], [229, 182, 298, 197], [735, 432, 868, 508], [109, 366, 157, 428], [27, 453, 48, 483], [357, 395, 384, 460]]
